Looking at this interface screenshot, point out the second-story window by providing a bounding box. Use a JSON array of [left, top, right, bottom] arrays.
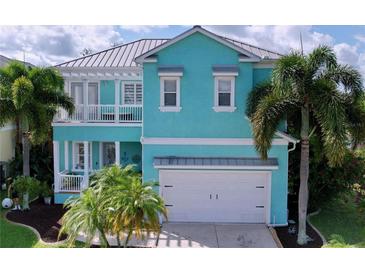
[[159, 77, 181, 112], [122, 82, 142, 105], [213, 76, 236, 112]]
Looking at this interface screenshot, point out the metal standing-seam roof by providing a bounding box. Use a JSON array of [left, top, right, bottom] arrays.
[[56, 39, 169, 68], [56, 32, 282, 69], [220, 36, 282, 60], [153, 156, 278, 168]]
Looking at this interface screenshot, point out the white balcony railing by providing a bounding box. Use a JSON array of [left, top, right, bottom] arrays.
[[55, 104, 142, 123], [58, 173, 84, 192]]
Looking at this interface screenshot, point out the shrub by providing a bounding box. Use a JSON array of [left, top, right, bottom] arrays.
[[13, 176, 41, 198], [289, 138, 365, 210], [39, 181, 53, 197]]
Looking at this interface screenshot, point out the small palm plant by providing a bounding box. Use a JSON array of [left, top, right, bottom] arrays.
[[102, 165, 167, 247], [103, 175, 167, 247], [60, 165, 167, 247], [59, 189, 110, 247]]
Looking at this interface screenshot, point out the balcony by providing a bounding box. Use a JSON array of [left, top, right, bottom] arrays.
[[54, 104, 142, 123]]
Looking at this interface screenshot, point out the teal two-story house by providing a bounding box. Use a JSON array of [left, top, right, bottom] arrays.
[[53, 26, 298, 226]]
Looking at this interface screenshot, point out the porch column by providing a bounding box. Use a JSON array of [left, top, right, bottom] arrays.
[[53, 141, 60, 192], [64, 141, 69, 172], [115, 79, 121, 123], [83, 79, 89, 122], [83, 141, 89, 189], [115, 141, 120, 166]]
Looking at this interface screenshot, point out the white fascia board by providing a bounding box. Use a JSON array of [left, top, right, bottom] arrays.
[[52, 122, 142, 127], [135, 26, 261, 64], [141, 137, 288, 145], [153, 165, 279, 170], [275, 131, 300, 143]]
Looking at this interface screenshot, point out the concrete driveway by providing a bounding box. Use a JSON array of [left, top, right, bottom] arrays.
[[157, 223, 278, 248]]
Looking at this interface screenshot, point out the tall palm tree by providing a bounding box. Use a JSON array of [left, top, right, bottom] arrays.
[[59, 188, 110, 247], [100, 166, 167, 247], [248, 46, 365, 245], [0, 61, 74, 176]]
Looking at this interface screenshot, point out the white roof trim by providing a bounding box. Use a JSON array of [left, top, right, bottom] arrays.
[[275, 131, 300, 143], [141, 137, 289, 145], [135, 26, 261, 64]]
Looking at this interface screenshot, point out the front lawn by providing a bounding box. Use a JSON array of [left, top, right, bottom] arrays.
[[0, 190, 83, 248], [309, 193, 365, 247]]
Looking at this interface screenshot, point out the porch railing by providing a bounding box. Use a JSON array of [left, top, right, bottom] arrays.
[[58, 173, 84, 192], [55, 104, 142, 123]]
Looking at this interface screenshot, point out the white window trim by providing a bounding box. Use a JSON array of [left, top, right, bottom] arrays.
[[159, 76, 181, 112], [72, 141, 92, 172], [121, 81, 143, 106], [213, 76, 237, 112]]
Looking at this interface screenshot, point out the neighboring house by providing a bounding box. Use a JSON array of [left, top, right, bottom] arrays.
[[52, 26, 298, 226]]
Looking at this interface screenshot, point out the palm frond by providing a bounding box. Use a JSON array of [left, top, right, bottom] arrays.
[[321, 64, 363, 99], [311, 80, 348, 166], [307, 45, 337, 74], [252, 91, 300, 159], [246, 81, 273, 118], [272, 51, 306, 93]]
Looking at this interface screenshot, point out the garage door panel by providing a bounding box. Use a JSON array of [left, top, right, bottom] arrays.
[[160, 170, 270, 223]]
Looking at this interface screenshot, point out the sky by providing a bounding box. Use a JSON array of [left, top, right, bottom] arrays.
[[0, 25, 364, 78]]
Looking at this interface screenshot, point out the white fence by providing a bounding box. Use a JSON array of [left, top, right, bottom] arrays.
[[55, 105, 142, 123], [58, 173, 84, 192]]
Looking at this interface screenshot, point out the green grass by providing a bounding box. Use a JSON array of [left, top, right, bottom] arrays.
[[309, 193, 365, 248], [0, 190, 84, 248]]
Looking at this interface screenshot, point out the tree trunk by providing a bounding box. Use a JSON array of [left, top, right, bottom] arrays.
[[15, 117, 21, 154], [297, 105, 310, 245], [124, 229, 133, 248], [22, 131, 30, 176], [116, 231, 121, 248], [98, 229, 110, 248]]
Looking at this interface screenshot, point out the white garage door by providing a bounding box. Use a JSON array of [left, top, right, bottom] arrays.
[[160, 170, 271, 223]]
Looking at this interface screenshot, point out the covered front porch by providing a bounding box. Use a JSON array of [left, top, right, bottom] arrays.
[[53, 140, 142, 196]]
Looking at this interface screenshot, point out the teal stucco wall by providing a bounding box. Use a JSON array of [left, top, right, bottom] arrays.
[[143, 32, 277, 138], [53, 125, 141, 142]]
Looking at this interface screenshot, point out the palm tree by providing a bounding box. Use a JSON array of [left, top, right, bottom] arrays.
[[0, 61, 74, 176], [99, 166, 167, 247], [248, 46, 365, 245], [59, 188, 110, 247]]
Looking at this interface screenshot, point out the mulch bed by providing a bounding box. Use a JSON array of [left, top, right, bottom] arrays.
[[274, 194, 323, 248], [6, 198, 67, 243]]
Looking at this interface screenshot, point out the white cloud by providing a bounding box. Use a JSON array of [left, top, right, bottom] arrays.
[[204, 25, 334, 55], [355, 34, 365, 43], [0, 26, 123, 66], [119, 25, 168, 33], [206, 25, 364, 79]]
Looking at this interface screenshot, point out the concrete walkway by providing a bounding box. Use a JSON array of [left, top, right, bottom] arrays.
[[157, 223, 278, 248]]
